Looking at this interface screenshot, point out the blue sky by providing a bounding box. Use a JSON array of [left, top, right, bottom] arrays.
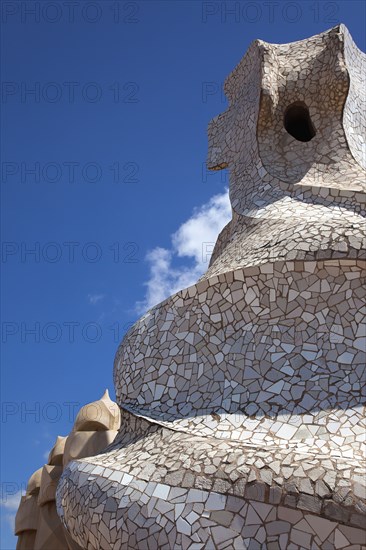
[[1, 1, 365, 547]]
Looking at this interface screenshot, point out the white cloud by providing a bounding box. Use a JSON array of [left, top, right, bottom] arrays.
[[4, 512, 16, 532], [136, 190, 231, 314], [88, 293, 105, 305], [0, 490, 23, 543], [2, 490, 23, 511]]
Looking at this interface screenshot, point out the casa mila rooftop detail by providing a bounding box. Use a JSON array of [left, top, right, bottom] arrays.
[[16, 24, 365, 550]]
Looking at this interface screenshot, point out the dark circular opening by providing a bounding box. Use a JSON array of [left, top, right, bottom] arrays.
[[284, 103, 316, 142]]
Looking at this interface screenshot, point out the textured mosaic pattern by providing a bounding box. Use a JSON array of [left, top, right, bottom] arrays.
[[113, 260, 365, 435], [58, 460, 366, 549], [56, 25, 365, 549], [58, 408, 366, 530]]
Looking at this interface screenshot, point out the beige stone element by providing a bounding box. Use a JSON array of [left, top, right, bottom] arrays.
[[15, 495, 39, 535], [16, 530, 37, 550], [63, 430, 118, 467], [63, 390, 121, 467], [73, 389, 120, 432], [38, 465, 63, 506], [15, 390, 120, 549], [32, 449, 69, 550], [48, 436, 67, 466], [26, 468, 42, 496], [15, 468, 42, 549], [34, 503, 69, 550]]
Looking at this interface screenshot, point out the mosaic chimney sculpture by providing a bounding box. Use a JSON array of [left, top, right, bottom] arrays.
[[17, 24, 365, 549]]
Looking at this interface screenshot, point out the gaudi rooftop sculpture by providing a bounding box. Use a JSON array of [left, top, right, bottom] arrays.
[[16, 24, 365, 549]]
